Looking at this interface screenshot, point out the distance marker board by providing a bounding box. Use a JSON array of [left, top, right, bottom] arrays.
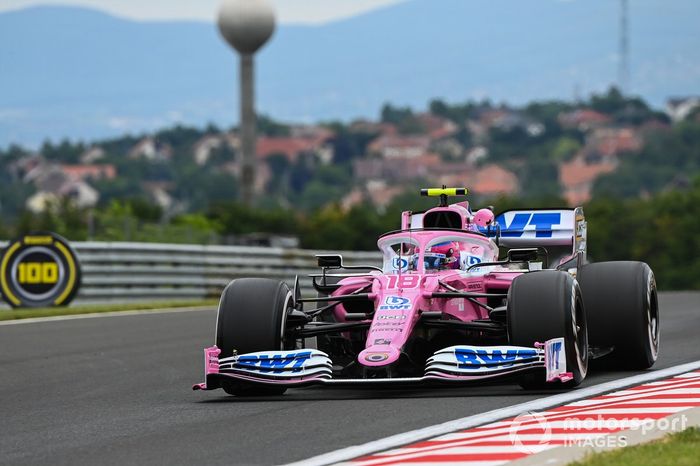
[[0, 233, 81, 308]]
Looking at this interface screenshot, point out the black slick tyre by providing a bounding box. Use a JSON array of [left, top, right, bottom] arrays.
[[577, 261, 659, 370], [508, 271, 588, 389], [216, 278, 292, 396]]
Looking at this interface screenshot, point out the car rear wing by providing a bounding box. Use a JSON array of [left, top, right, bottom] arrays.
[[486, 207, 587, 267]]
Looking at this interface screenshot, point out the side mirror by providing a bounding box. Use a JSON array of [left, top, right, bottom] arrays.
[[507, 248, 539, 263], [473, 208, 495, 228], [316, 254, 343, 268]]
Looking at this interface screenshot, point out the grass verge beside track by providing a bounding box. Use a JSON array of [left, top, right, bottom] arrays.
[[570, 427, 700, 466], [0, 300, 217, 321]]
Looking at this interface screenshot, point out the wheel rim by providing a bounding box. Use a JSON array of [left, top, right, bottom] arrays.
[[571, 283, 588, 377], [280, 290, 294, 350], [647, 278, 660, 360]]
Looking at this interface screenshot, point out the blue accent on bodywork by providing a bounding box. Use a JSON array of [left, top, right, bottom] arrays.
[[480, 212, 562, 238], [236, 351, 313, 373]]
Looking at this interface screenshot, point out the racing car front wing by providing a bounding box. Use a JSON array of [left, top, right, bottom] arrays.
[[193, 338, 573, 391]]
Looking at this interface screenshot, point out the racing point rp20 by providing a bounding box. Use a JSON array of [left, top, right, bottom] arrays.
[[194, 187, 660, 396]]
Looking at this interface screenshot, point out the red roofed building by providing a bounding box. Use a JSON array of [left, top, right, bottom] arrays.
[[560, 155, 617, 205], [438, 164, 519, 197], [471, 164, 519, 196], [256, 136, 333, 164], [416, 113, 458, 140], [59, 164, 116, 181], [588, 128, 642, 157]]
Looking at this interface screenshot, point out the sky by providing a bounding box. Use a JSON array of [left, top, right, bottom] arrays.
[[0, 0, 406, 24]]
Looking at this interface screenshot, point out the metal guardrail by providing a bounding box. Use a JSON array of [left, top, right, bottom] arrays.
[[0, 241, 382, 305]]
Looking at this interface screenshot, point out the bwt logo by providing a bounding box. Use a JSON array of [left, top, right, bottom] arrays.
[[456, 348, 538, 368], [392, 257, 409, 270], [481, 212, 562, 238], [379, 296, 411, 311], [236, 351, 312, 373]]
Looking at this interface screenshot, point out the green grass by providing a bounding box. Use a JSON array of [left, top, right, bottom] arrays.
[[0, 300, 217, 321], [570, 427, 700, 466]]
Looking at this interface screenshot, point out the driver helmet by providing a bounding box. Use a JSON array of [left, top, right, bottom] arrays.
[[428, 242, 460, 269], [422, 252, 447, 271]]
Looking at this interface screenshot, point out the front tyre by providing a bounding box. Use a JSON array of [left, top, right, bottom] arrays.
[[578, 262, 659, 370], [216, 278, 293, 396], [508, 271, 588, 389]]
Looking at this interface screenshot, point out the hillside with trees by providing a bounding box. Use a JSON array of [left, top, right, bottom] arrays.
[[1, 88, 699, 289]]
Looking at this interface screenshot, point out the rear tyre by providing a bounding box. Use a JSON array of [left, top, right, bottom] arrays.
[[508, 271, 588, 389], [577, 262, 659, 370], [216, 278, 292, 396]]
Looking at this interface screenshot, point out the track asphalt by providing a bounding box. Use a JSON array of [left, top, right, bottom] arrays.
[[0, 291, 698, 466]]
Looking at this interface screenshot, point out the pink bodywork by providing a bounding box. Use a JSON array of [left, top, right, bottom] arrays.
[[330, 229, 523, 368]]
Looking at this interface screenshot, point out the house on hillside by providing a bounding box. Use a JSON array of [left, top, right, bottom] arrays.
[[289, 124, 334, 141], [559, 155, 617, 206], [586, 128, 642, 159], [128, 137, 172, 161], [24, 164, 68, 191], [8, 154, 44, 181], [340, 180, 403, 213], [430, 137, 464, 159], [192, 133, 239, 166], [465, 146, 489, 165], [558, 109, 611, 132], [349, 120, 397, 136], [438, 164, 519, 198], [467, 109, 544, 141], [416, 113, 458, 140], [20, 160, 103, 212], [79, 146, 106, 164], [142, 181, 175, 211], [222, 160, 271, 195], [59, 181, 99, 208], [367, 134, 431, 159], [26, 180, 99, 212], [256, 134, 334, 165], [353, 153, 441, 181], [59, 164, 116, 182], [666, 97, 700, 122]]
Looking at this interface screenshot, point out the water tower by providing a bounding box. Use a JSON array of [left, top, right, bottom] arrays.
[[218, 0, 276, 206]]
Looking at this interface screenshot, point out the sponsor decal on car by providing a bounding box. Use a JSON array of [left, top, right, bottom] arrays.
[[378, 295, 412, 311], [391, 257, 409, 271], [545, 337, 567, 381], [455, 347, 539, 368], [236, 351, 313, 374], [364, 352, 389, 363], [460, 255, 482, 268], [497, 212, 563, 238], [386, 275, 420, 289]]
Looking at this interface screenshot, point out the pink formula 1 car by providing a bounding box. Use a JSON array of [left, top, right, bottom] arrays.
[[194, 188, 660, 396]]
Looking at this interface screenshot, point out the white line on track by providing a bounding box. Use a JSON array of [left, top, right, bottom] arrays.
[[0, 306, 214, 326], [285, 360, 700, 466]]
